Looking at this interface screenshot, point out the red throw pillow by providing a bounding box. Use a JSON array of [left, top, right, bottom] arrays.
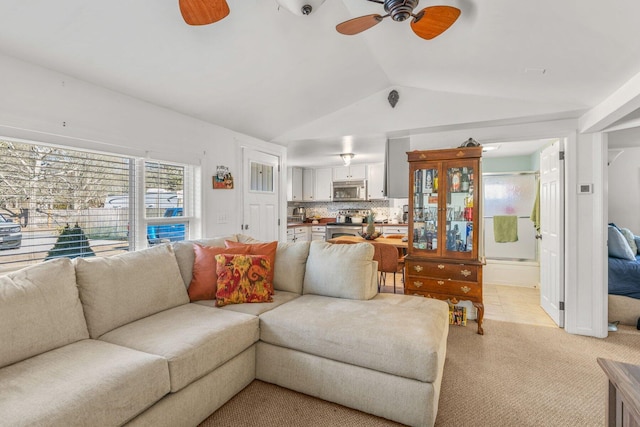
[[224, 240, 277, 295], [215, 254, 273, 307], [187, 244, 249, 302]]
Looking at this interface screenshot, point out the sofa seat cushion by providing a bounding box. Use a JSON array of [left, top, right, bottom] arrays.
[[76, 244, 189, 338], [0, 258, 88, 368], [259, 294, 449, 383], [195, 290, 300, 316], [99, 303, 259, 393], [0, 339, 170, 427]]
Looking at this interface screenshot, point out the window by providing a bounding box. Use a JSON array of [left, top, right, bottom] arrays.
[[0, 138, 196, 271], [250, 161, 274, 192]]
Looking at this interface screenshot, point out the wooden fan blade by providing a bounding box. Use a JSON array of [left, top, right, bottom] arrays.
[[410, 6, 461, 40], [179, 0, 229, 26], [336, 14, 384, 36]]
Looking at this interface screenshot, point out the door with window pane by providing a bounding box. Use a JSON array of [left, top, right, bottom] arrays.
[[243, 148, 279, 242]]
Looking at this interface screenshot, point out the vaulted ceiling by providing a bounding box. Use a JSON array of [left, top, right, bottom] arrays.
[[1, 0, 639, 166]]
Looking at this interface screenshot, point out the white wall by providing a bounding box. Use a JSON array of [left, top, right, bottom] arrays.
[[0, 52, 286, 240], [608, 134, 640, 233]]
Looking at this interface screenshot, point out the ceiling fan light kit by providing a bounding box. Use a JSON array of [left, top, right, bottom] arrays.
[[275, 0, 326, 16]]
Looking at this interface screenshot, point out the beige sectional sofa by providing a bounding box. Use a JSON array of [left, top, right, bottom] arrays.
[[0, 235, 449, 427]]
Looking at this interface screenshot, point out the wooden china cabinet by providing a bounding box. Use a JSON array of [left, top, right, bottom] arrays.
[[404, 147, 484, 334]]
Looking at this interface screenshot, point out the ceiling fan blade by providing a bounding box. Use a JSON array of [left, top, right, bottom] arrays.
[[179, 0, 229, 26], [336, 14, 384, 36], [410, 6, 461, 40]]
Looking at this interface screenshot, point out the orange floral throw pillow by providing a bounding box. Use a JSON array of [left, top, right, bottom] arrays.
[[187, 244, 249, 302], [224, 241, 277, 295], [214, 254, 273, 307]]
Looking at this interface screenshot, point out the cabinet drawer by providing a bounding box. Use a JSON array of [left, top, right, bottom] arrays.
[[405, 277, 481, 299], [294, 227, 307, 234], [311, 226, 325, 233], [406, 260, 478, 282], [286, 228, 295, 236], [383, 226, 408, 235], [406, 289, 480, 304]]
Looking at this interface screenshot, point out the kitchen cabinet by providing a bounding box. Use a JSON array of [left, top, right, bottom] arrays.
[[367, 162, 385, 200], [382, 225, 408, 236], [404, 147, 484, 334], [311, 225, 326, 241], [333, 164, 366, 181], [302, 169, 314, 201], [287, 167, 303, 202], [314, 168, 333, 201], [287, 226, 309, 243]]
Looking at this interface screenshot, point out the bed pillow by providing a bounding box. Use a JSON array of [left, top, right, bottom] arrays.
[[619, 228, 638, 254], [634, 236, 640, 255], [608, 226, 635, 260]]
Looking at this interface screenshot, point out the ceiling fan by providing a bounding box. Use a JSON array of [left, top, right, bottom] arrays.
[[179, 0, 326, 25], [336, 0, 461, 40]]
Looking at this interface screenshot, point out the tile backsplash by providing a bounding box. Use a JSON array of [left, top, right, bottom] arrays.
[[288, 199, 408, 222]]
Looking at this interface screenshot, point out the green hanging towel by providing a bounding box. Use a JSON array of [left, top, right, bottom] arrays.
[[493, 215, 518, 243], [531, 179, 540, 234]]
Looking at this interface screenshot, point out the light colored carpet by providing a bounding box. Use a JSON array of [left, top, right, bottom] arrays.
[[200, 320, 640, 427]]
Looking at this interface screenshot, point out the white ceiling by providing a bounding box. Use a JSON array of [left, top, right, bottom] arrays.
[[1, 0, 640, 167]]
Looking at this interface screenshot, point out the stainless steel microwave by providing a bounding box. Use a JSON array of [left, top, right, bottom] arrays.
[[332, 180, 367, 201]]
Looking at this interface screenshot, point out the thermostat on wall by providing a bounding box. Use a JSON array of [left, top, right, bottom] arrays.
[[578, 183, 593, 194]]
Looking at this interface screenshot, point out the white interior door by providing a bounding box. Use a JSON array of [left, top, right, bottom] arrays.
[[242, 148, 280, 242], [540, 140, 565, 327]]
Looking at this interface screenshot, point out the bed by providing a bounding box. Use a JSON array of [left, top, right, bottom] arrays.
[[607, 225, 640, 326]]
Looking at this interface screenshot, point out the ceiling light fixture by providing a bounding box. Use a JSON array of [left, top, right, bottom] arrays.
[[275, 0, 325, 15], [341, 153, 355, 166], [482, 144, 500, 152]]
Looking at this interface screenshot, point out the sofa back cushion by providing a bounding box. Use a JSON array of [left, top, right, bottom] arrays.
[[172, 236, 237, 287], [303, 241, 377, 300], [273, 241, 310, 294], [75, 244, 189, 338], [0, 258, 89, 368]]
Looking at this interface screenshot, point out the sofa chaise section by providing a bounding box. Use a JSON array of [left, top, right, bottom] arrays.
[[256, 241, 450, 427]]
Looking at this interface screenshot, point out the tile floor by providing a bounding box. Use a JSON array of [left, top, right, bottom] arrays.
[[380, 279, 557, 328]]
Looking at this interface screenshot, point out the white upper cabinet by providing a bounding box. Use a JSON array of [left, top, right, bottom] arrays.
[[314, 168, 333, 201], [287, 167, 303, 201], [333, 164, 366, 181], [367, 162, 385, 200], [302, 168, 315, 201]]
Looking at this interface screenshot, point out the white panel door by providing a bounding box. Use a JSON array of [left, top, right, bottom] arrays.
[[540, 140, 565, 327], [243, 148, 279, 242]]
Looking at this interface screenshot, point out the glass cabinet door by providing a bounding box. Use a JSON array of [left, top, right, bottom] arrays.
[[412, 167, 439, 252], [444, 162, 475, 256]]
